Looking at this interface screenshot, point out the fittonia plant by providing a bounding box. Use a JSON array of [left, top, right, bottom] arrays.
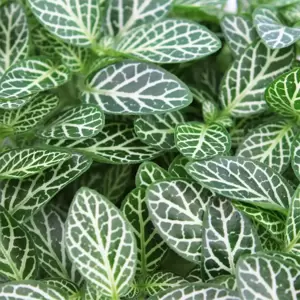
[[2, 0, 300, 299]]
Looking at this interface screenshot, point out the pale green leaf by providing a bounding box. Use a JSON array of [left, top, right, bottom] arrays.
[[82, 282, 104, 300], [258, 0, 300, 6], [43, 279, 80, 300], [82, 61, 192, 115], [281, 2, 300, 24], [292, 133, 300, 180]]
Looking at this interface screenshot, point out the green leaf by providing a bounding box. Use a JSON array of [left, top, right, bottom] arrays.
[[292, 133, 300, 180], [0, 148, 71, 179], [0, 281, 68, 299], [65, 188, 137, 298], [254, 6, 300, 49], [134, 111, 185, 150], [0, 93, 59, 134], [0, 153, 92, 222], [136, 161, 170, 188], [82, 282, 104, 300], [39, 105, 104, 140], [186, 266, 202, 282], [82, 60, 192, 115], [46, 122, 163, 164], [43, 278, 80, 300], [207, 275, 237, 290], [281, 2, 300, 24], [122, 187, 167, 275], [236, 253, 300, 300], [104, 0, 173, 37], [25, 205, 81, 283], [265, 68, 300, 119], [0, 57, 70, 100], [0, 95, 33, 110], [168, 155, 191, 179], [116, 20, 221, 63], [27, 0, 101, 46], [0, 207, 37, 281], [148, 283, 240, 300], [202, 197, 261, 280], [256, 224, 282, 251], [220, 40, 294, 117], [186, 156, 294, 212], [237, 120, 296, 173], [146, 178, 215, 263], [175, 122, 231, 160], [221, 15, 258, 58], [0, 2, 29, 77], [258, 0, 300, 6]]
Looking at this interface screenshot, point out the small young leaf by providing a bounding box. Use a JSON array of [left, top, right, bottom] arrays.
[[292, 133, 300, 180], [82, 282, 104, 300], [146, 178, 214, 263], [175, 122, 231, 160], [207, 275, 237, 290], [281, 2, 300, 24], [187, 156, 294, 212], [65, 188, 137, 298], [254, 7, 300, 49], [82, 61, 192, 115], [186, 266, 202, 282], [0, 148, 71, 179], [168, 155, 191, 179], [116, 20, 221, 63]]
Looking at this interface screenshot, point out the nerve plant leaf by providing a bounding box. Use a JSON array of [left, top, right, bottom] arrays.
[[0, 95, 33, 111], [82, 61, 192, 115], [39, 105, 104, 140], [0, 2, 29, 77], [146, 178, 215, 263], [0, 57, 70, 100], [207, 275, 237, 290], [115, 20, 221, 63], [43, 278, 80, 300], [254, 6, 300, 49], [0, 153, 92, 222], [202, 198, 261, 280], [220, 40, 294, 117], [27, 0, 101, 46], [292, 133, 300, 180], [0, 148, 71, 179], [186, 157, 294, 212], [65, 188, 137, 298], [175, 122, 231, 160], [0, 207, 38, 281], [168, 155, 191, 179]]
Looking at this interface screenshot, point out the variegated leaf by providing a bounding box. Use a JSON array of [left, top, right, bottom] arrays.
[[175, 122, 231, 160], [82, 283, 105, 300], [65, 188, 137, 298], [0, 95, 33, 110], [256, 224, 282, 251], [186, 266, 202, 282], [207, 275, 237, 290], [186, 156, 294, 212], [43, 279, 80, 300], [82, 61, 192, 115], [168, 155, 191, 179], [292, 133, 300, 180], [281, 2, 300, 24], [258, 0, 300, 6], [254, 7, 300, 49], [220, 40, 294, 117], [146, 178, 214, 263], [116, 20, 221, 63], [0, 58, 70, 100]]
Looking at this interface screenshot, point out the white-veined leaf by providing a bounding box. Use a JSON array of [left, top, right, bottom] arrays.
[[82, 60, 192, 115], [27, 0, 101, 46], [122, 187, 167, 275], [186, 266, 202, 282], [207, 275, 237, 290], [104, 0, 173, 37], [39, 105, 104, 140], [254, 6, 300, 49], [65, 188, 137, 298], [265, 251, 300, 267], [136, 161, 170, 188], [168, 155, 191, 179], [134, 111, 185, 150], [116, 20, 221, 64], [221, 15, 258, 58], [256, 223, 282, 251], [237, 120, 296, 173], [147, 283, 240, 300], [175, 122, 231, 160], [258, 0, 300, 6], [292, 133, 300, 180], [237, 253, 300, 300], [0, 207, 38, 281], [46, 123, 163, 164], [146, 178, 215, 263], [0, 2, 29, 77], [0, 281, 68, 299], [0, 95, 33, 110], [0, 148, 71, 179], [220, 40, 294, 117], [43, 278, 80, 300], [0, 93, 59, 133], [25, 206, 81, 284], [202, 197, 261, 280], [82, 283, 105, 300], [0, 153, 92, 222], [281, 2, 300, 24], [186, 156, 294, 212], [265, 68, 300, 119], [0, 57, 70, 100]]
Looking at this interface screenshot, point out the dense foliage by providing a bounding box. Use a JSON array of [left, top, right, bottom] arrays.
[[1, 0, 300, 299]]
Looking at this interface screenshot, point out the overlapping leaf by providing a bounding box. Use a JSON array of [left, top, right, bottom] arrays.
[[220, 40, 294, 117], [43, 279, 80, 300], [281, 2, 300, 24], [65, 188, 137, 298], [207, 275, 237, 290], [82, 61, 192, 115], [0, 95, 33, 110], [168, 155, 191, 179], [146, 178, 214, 263], [116, 20, 221, 63], [186, 266, 202, 282], [292, 133, 300, 180], [186, 156, 294, 212]]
